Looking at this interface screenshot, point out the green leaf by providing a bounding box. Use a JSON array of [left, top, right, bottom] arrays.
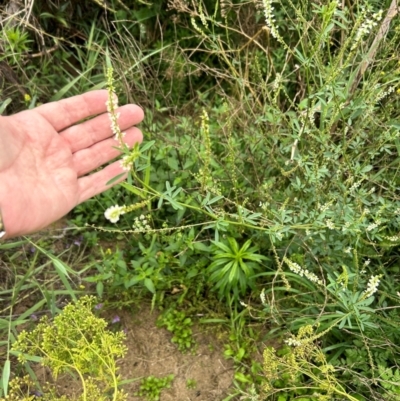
[[140, 140, 156, 152], [208, 195, 224, 205], [234, 372, 251, 383], [361, 165, 373, 174], [120, 182, 148, 198], [0, 239, 27, 250], [240, 239, 253, 253], [106, 172, 126, 186], [192, 242, 210, 252], [0, 98, 12, 115], [244, 253, 265, 262], [212, 241, 231, 253], [227, 237, 239, 253], [144, 278, 155, 293], [228, 262, 239, 283], [144, 152, 152, 187], [1, 360, 10, 396], [213, 253, 234, 260], [50, 66, 94, 101], [18, 299, 47, 321], [96, 281, 104, 298], [236, 347, 245, 361]]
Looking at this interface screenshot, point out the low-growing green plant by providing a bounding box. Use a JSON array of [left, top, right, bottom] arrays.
[[157, 309, 196, 352], [135, 374, 174, 401], [208, 237, 268, 300], [186, 379, 197, 389], [1, 27, 33, 65], [378, 365, 400, 399]]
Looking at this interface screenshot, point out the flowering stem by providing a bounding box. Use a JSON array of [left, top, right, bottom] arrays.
[[131, 171, 317, 233]]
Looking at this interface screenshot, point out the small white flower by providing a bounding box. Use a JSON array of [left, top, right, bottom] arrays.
[[284, 337, 302, 347], [366, 222, 378, 232], [342, 221, 351, 232], [120, 155, 133, 171], [344, 247, 352, 254], [104, 205, 125, 223], [364, 275, 382, 298], [260, 289, 266, 305], [385, 235, 400, 242], [326, 219, 336, 230], [262, 0, 280, 39], [105, 94, 119, 112], [349, 181, 362, 193], [319, 202, 331, 212], [351, 9, 383, 51], [114, 131, 126, 142], [283, 257, 323, 285]]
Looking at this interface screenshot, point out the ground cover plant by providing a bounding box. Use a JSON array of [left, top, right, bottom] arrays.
[[1, 0, 400, 400]]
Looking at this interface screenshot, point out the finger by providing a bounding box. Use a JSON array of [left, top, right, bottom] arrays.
[[73, 127, 143, 177], [77, 159, 131, 204], [61, 104, 144, 153], [34, 90, 109, 132]]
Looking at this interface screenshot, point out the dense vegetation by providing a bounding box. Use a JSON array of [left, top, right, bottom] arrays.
[[1, 0, 400, 400]]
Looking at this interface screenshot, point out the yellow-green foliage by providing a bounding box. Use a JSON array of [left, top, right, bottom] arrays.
[[6, 296, 127, 401], [0, 376, 67, 401], [263, 325, 360, 401]]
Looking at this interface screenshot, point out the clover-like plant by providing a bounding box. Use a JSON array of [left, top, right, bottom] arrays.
[[157, 309, 195, 352], [135, 375, 174, 401]]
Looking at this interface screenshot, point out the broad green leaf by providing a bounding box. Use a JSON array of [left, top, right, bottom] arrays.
[[106, 173, 126, 186], [144, 278, 155, 293], [1, 360, 10, 396]]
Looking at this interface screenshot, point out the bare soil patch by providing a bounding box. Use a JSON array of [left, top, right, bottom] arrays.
[[36, 305, 235, 401]]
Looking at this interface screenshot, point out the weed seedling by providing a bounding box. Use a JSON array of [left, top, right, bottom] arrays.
[[135, 375, 174, 401], [157, 309, 196, 352], [186, 379, 197, 389]]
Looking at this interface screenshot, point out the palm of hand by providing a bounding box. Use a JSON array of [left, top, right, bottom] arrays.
[[0, 90, 143, 237]]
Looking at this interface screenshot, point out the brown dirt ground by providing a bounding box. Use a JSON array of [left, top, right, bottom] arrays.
[[35, 306, 235, 401]]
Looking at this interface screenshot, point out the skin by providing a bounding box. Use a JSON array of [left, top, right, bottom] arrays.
[[0, 90, 144, 238]]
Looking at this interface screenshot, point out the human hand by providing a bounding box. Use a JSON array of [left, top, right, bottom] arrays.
[[0, 90, 144, 238]]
